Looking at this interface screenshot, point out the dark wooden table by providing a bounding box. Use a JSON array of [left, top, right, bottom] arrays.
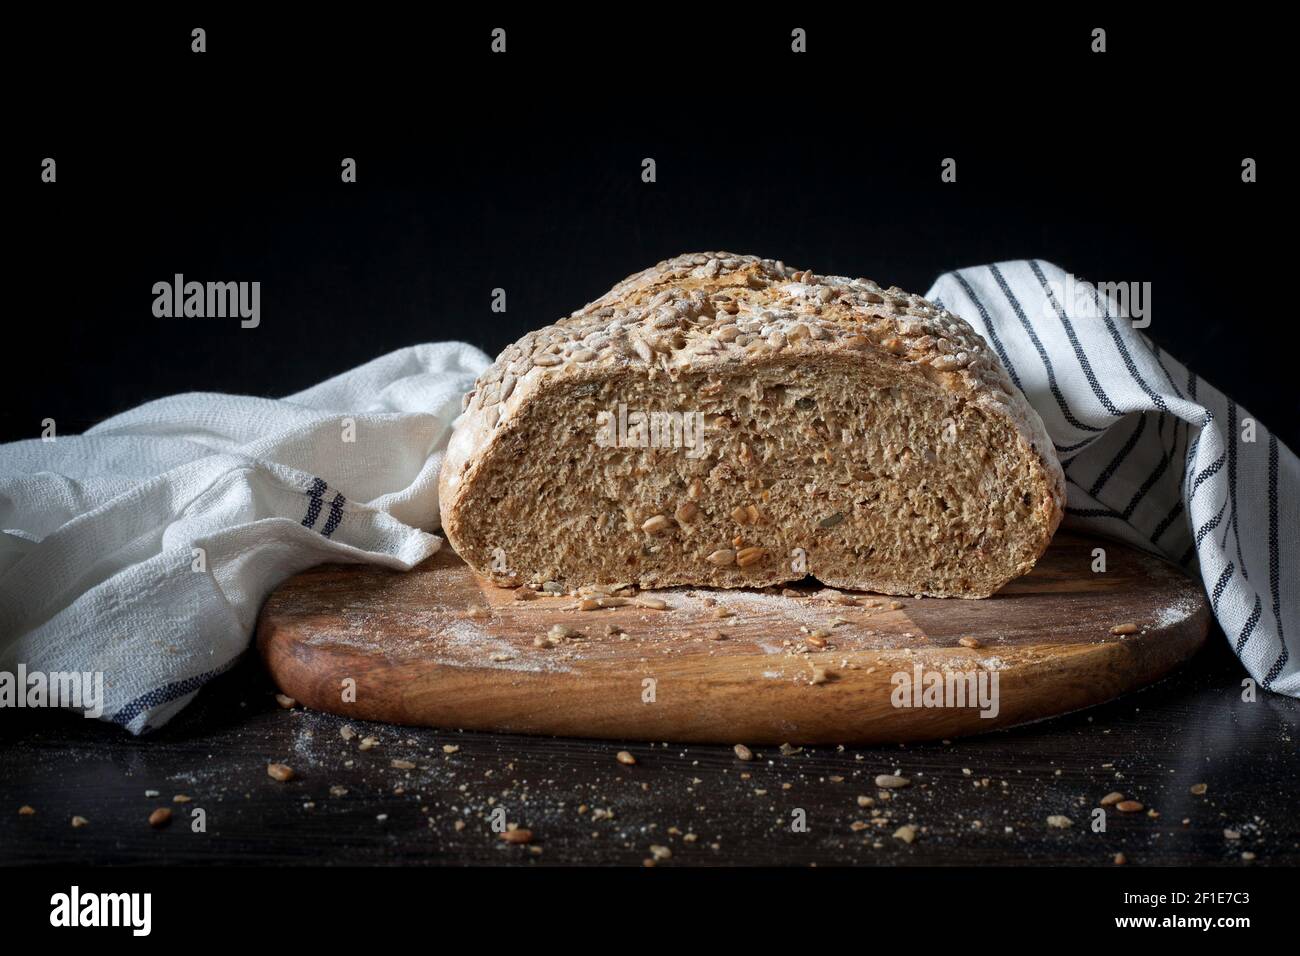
[[2, 630, 1296, 867]]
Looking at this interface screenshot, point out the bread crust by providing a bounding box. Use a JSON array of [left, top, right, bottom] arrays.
[[439, 252, 1064, 595]]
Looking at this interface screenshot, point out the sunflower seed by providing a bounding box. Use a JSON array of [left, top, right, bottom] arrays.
[[641, 514, 673, 534], [875, 774, 911, 789]]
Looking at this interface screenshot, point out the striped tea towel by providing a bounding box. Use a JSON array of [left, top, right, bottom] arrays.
[[928, 260, 1298, 697], [0, 343, 490, 732]]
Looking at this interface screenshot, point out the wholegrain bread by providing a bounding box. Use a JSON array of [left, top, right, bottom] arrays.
[[438, 252, 1064, 598]]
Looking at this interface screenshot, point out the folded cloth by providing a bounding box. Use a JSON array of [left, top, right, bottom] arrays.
[[0, 343, 490, 732], [928, 260, 1297, 697]]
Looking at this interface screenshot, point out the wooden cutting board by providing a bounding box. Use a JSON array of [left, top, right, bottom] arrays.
[[256, 531, 1210, 744]]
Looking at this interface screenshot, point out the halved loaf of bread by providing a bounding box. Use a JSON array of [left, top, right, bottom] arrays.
[[438, 253, 1064, 598]]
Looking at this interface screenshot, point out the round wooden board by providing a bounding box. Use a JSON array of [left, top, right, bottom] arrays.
[[256, 531, 1210, 744]]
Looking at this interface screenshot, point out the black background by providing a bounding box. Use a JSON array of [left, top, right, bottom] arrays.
[[9, 10, 1293, 447]]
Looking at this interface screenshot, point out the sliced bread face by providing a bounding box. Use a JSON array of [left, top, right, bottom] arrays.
[[438, 253, 1064, 598]]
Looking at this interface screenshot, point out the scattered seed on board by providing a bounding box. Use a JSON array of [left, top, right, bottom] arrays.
[[391, 759, 416, 770], [857, 795, 875, 808], [1113, 852, 1127, 865], [736, 546, 767, 567], [875, 774, 911, 789], [267, 763, 296, 782], [733, 744, 754, 761], [1100, 791, 1125, 806], [18, 805, 35, 816], [71, 815, 89, 828], [957, 636, 982, 649], [1046, 815, 1073, 828], [1190, 783, 1208, 795], [172, 794, 192, 804], [706, 549, 736, 567], [649, 844, 672, 861], [149, 808, 172, 828], [1110, 623, 1139, 635], [275, 693, 297, 709], [340, 725, 356, 741], [636, 597, 669, 610], [1116, 800, 1144, 813], [359, 736, 379, 751], [501, 828, 534, 844], [616, 751, 637, 766], [443, 744, 460, 754]]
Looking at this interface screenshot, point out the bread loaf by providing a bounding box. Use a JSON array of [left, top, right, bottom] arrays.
[[438, 252, 1064, 598]]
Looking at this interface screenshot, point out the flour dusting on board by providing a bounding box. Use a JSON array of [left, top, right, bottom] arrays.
[[1155, 595, 1201, 629], [438, 618, 573, 674]]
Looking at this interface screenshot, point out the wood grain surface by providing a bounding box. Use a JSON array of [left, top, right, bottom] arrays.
[[256, 531, 1210, 743]]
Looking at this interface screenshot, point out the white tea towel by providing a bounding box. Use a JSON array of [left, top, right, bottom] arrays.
[[0, 342, 490, 731], [928, 260, 1298, 697]]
